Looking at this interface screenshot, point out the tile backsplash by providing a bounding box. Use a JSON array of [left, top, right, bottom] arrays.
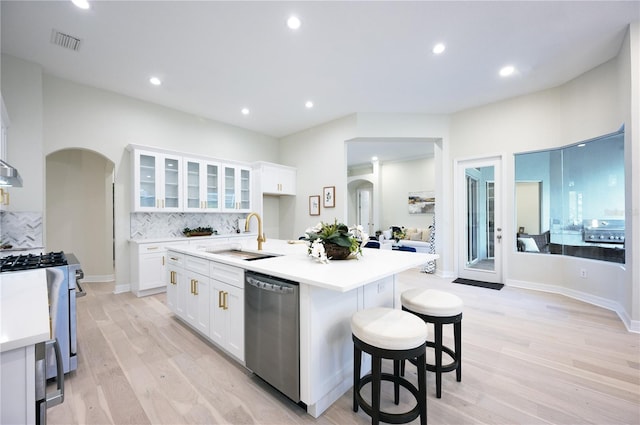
[[130, 212, 246, 239], [0, 211, 44, 247]]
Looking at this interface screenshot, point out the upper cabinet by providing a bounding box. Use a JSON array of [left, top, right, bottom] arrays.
[[129, 145, 253, 213], [132, 149, 183, 212], [184, 158, 221, 212], [222, 165, 251, 212], [257, 162, 296, 196]]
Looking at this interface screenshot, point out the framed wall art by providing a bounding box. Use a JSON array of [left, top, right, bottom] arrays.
[[408, 191, 435, 214], [323, 186, 335, 208], [309, 195, 321, 216]]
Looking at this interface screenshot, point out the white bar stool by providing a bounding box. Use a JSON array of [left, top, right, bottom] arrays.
[[351, 307, 428, 425], [401, 288, 463, 398]]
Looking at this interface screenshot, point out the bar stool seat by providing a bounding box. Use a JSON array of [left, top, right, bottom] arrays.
[[352, 307, 428, 425], [401, 288, 463, 398]]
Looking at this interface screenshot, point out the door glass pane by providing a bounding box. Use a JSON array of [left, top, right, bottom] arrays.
[[239, 169, 250, 209], [465, 166, 495, 271], [206, 164, 218, 208], [225, 167, 236, 208], [187, 161, 200, 208], [164, 157, 180, 208], [139, 154, 156, 207]]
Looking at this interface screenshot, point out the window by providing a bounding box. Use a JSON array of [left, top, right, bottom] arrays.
[[515, 128, 625, 263]]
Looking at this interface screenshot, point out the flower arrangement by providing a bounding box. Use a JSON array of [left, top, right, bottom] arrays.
[[304, 220, 368, 263]]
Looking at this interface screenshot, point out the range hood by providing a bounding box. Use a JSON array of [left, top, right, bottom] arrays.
[[0, 159, 23, 187]]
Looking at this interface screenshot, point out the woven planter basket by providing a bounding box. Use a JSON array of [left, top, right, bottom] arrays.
[[324, 242, 351, 260]]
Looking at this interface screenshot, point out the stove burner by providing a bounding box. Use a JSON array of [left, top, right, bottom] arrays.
[[0, 251, 68, 272]]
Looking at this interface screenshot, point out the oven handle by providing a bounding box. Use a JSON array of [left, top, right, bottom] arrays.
[[45, 338, 65, 407]]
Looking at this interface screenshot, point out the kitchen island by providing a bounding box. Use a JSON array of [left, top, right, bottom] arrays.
[[166, 239, 438, 417]]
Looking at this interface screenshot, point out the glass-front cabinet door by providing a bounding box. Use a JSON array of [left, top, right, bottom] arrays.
[[184, 158, 220, 212], [132, 150, 182, 212], [222, 165, 251, 212]]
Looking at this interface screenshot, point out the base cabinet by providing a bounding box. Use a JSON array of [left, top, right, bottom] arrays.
[[210, 279, 244, 361], [166, 250, 244, 362]]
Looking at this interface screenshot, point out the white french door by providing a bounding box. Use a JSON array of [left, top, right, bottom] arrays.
[[455, 156, 503, 284]]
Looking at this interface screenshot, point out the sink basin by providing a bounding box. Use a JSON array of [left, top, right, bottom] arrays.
[[206, 249, 279, 261]]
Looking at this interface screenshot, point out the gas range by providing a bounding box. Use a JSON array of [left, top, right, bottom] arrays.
[[0, 251, 68, 272]]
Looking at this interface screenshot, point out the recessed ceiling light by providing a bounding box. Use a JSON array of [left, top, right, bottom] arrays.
[[305, 101, 314, 109], [499, 65, 515, 77], [71, 0, 90, 10], [432, 43, 446, 55], [371, 156, 379, 162], [287, 16, 301, 30], [241, 108, 250, 115], [149, 76, 162, 86]]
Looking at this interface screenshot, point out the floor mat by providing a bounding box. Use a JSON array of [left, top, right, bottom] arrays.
[[452, 278, 504, 290]]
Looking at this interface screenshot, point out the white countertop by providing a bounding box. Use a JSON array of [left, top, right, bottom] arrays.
[[167, 239, 439, 292], [0, 269, 50, 352]]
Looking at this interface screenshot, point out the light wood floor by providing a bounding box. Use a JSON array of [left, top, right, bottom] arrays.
[[48, 271, 640, 425]]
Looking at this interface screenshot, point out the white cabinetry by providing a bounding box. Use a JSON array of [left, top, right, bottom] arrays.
[[166, 252, 184, 314], [222, 165, 251, 212], [165, 250, 245, 362], [0, 345, 36, 425], [183, 158, 221, 212], [132, 149, 182, 212], [130, 241, 186, 297], [209, 261, 244, 361], [257, 162, 296, 195]]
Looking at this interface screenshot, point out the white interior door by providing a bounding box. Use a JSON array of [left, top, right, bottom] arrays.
[[356, 188, 373, 235], [456, 156, 503, 283]]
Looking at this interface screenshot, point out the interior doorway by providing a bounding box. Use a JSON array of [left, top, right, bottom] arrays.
[[46, 148, 115, 282], [356, 186, 373, 235]]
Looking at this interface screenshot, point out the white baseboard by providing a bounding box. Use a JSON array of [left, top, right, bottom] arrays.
[[114, 283, 131, 294], [507, 279, 639, 333]]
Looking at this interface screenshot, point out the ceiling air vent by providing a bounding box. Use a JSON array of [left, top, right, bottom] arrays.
[[51, 29, 81, 51]]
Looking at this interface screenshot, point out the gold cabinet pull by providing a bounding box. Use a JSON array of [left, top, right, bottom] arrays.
[[193, 279, 198, 295], [170, 257, 178, 261], [218, 290, 224, 308], [147, 246, 159, 250], [162, 255, 165, 265], [223, 291, 229, 310]]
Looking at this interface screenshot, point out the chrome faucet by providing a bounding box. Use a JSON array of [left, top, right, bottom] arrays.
[[245, 212, 266, 250]]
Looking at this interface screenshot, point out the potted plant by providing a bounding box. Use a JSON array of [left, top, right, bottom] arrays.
[[303, 219, 368, 263]]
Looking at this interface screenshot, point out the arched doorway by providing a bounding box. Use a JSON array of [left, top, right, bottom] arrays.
[[46, 148, 115, 282]]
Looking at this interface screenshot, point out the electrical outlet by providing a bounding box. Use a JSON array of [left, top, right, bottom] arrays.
[[580, 268, 588, 278], [378, 281, 387, 293]]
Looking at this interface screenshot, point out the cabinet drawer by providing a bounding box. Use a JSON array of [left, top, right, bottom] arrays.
[[186, 255, 210, 276], [166, 252, 184, 266], [137, 244, 165, 255], [210, 261, 244, 289]]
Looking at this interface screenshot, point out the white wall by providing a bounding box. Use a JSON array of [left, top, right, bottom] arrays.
[[0, 55, 43, 211], [380, 157, 434, 231]]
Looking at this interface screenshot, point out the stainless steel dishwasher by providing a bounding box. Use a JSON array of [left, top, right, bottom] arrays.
[[245, 271, 300, 402]]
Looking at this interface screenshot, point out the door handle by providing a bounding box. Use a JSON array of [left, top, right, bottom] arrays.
[[45, 339, 65, 407]]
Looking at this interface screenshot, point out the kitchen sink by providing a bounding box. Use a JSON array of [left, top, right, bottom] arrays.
[[206, 249, 279, 261]]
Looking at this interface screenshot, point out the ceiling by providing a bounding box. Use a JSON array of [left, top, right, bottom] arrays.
[[1, 1, 638, 165]]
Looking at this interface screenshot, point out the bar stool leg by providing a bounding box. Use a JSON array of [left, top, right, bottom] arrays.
[[371, 356, 382, 425], [393, 360, 400, 405], [353, 345, 361, 412], [455, 320, 462, 382], [417, 351, 428, 425], [435, 322, 443, 398]]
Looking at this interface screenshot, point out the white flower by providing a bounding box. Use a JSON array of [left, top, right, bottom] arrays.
[[309, 239, 329, 264]]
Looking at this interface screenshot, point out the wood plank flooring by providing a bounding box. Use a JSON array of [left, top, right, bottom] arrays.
[[48, 271, 640, 424]]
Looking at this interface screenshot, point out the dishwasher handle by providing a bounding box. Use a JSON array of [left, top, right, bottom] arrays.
[[246, 276, 295, 294]]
